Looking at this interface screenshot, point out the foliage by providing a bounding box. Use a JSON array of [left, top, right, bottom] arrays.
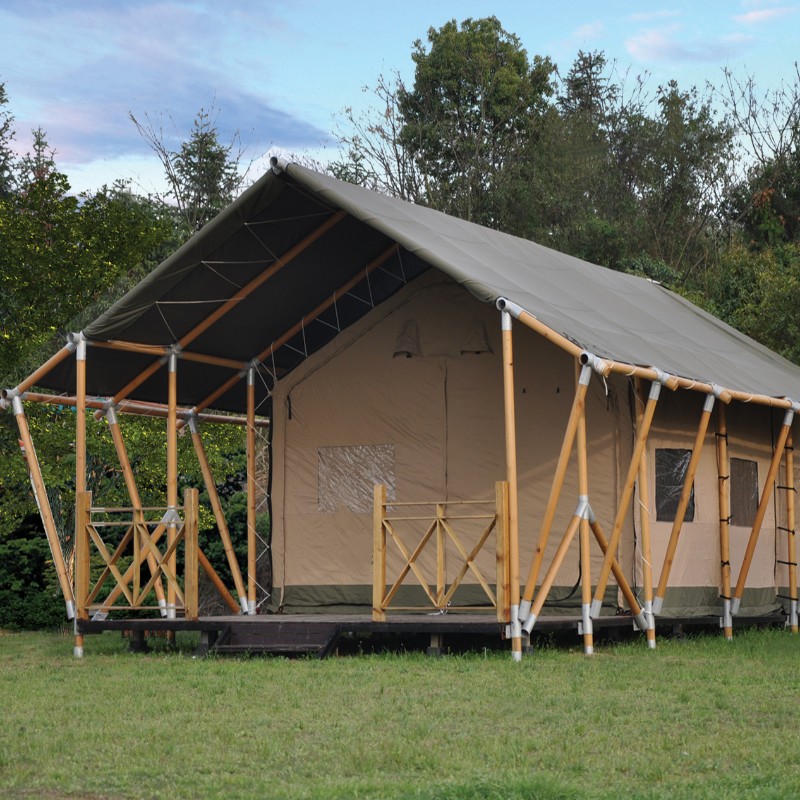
[[130, 105, 244, 236]]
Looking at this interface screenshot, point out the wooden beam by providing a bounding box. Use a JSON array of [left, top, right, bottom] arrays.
[[22, 391, 268, 427], [93, 210, 346, 417], [8, 344, 75, 395], [90, 339, 247, 370], [495, 481, 510, 624]]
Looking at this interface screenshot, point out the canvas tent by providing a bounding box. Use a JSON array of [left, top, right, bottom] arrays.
[[6, 158, 800, 658]]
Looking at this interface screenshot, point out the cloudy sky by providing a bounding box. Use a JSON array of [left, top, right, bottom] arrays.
[[1, 0, 798, 195]]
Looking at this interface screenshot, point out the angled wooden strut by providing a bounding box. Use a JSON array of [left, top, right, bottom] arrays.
[[10, 395, 75, 619], [731, 405, 796, 615], [189, 417, 247, 613], [591, 377, 663, 617], [521, 363, 647, 639], [94, 406, 168, 618], [93, 210, 346, 419], [653, 393, 717, 614], [518, 366, 592, 622]]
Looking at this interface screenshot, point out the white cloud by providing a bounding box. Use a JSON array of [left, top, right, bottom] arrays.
[[626, 25, 754, 64], [733, 7, 796, 23], [627, 10, 682, 22], [572, 21, 604, 39]]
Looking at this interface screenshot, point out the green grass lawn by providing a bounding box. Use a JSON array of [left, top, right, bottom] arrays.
[[0, 628, 798, 799]]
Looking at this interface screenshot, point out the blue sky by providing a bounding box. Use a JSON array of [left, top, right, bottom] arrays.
[[1, 0, 798, 195]]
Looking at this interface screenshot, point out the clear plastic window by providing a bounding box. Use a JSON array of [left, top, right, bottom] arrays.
[[730, 458, 758, 527], [655, 448, 695, 522], [317, 444, 396, 513]]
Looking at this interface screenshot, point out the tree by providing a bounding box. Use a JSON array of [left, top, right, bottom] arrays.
[[719, 66, 800, 246], [333, 17, 555, 231], [130, 105, 244, 235], [0, 81, 14, 196], [396, 16, 555, 227]]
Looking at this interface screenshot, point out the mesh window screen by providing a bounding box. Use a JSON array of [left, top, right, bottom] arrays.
[[317, 444, 396, 513], [730, 458, 759, 527], [655, 448, 695, 522]]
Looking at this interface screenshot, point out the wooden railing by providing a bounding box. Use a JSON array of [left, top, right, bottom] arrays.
[[74, 488, 199, 620], [372, 482, 509, 622]]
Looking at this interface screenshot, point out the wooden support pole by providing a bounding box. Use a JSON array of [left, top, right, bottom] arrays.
[[732, 407, 795, 615], [74, 490, 91, 658], [246, 366, 257, 614], [11, 396, 75, 619], [184, 488, 199, 620], [635, 378, 657, 649], [654, 394, 716, 613], [786, 428, 798, 633], [104, 408, 167, 616], [373, 484, 387, 622], [92, 211, 346, 419], [495, 481, 510, 624], [166, 352, 178, 630], [591, 380, 662, 617], [500, 310, 522, 661], [575, 363, 594, 656], [519, 364, 590, 621], [189, 418, 247, 613], [716, 403, 733, 639]]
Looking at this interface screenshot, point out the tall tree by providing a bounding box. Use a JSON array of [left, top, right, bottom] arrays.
[[130, 105, 244, 235], [397, 16, 555, 226]]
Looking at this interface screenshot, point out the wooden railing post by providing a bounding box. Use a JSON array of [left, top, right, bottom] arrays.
[[373, 484, 387, 621], [436, 502, 446, 608], [74, 490, 92, 658], [184, 487, 199, 620], [495, 481, 510, 623]]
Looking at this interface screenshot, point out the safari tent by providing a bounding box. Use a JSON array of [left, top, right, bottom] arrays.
[[6, 158, 800, 659]]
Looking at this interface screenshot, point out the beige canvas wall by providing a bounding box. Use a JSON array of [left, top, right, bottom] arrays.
[[269, 268, 787, 616], [270, 270, 634, 612]]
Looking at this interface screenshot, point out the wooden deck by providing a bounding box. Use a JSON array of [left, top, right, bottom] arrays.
[[76, 611, 786, 658]]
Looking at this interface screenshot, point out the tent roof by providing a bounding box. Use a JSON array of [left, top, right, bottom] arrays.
[[40, 161, 800, 414]]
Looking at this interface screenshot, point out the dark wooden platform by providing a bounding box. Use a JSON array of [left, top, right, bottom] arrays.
[[76, 611, 787, 658]]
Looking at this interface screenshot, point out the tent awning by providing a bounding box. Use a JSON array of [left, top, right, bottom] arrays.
[[33, 161, 800, 414]]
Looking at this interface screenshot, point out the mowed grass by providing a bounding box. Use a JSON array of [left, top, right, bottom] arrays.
[[0, 628, 798, 799]]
